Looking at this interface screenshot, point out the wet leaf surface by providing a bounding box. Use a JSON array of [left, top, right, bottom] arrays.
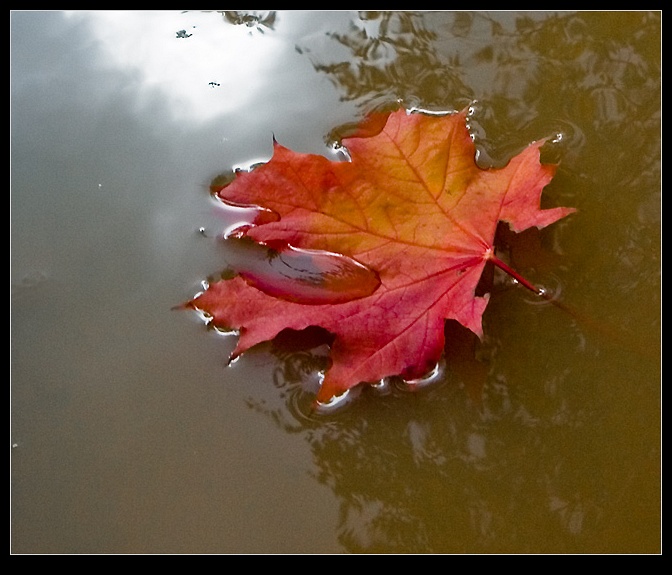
[[186, 108, 575, 402]]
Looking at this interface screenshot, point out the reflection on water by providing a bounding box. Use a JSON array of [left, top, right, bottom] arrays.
[[11, 11, 659, 553], [221, 10, 277, 32], [62, 11, 283, 122], [302, 11, 472, 112]]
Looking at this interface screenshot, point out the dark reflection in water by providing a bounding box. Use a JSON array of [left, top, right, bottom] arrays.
[[304, 11, 471, 112], [220, 10, 277, 33], [243, 11, 660, 553], [301, 11, 659, 162], [257, 325, 658, 553]]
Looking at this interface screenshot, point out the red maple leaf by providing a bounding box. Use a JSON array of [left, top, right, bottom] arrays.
[[185, 108, 575, 403]]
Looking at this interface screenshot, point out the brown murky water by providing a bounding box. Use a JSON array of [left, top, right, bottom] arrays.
[[11, 11, 660, 553]]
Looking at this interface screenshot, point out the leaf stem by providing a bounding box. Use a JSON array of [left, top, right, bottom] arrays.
[[486, 252, 546, 297]]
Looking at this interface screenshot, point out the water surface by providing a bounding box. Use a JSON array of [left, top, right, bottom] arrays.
[[11, 11, 660, 553]]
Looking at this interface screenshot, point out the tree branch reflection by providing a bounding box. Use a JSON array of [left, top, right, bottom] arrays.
[[303, 11, 471, 111]]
